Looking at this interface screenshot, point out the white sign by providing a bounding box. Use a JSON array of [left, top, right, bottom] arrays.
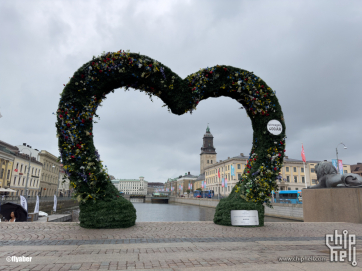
[[231, 210, 259, 226], [267, 120, 283, 135], [34, 195, 39, 213], [19, 195, 27, 211], [53, 195, 57, 212]]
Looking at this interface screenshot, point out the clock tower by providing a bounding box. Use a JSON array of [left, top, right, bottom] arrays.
[[200, 125, 217, 174]]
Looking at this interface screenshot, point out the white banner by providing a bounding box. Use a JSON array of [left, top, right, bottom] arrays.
[[34, 195, 39, 213], [20, 195, 27, 211], [53, 195, 57, 212]]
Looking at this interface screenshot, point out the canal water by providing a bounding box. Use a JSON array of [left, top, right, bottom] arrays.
[[132, 202, 299, 223], [65, 202, 299, 223]]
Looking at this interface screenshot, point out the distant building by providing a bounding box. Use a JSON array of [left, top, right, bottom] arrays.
[[164, 178, 177, 196], [109, 175, 116, 180], [147, 182, 164, 195], [203, 154, 249, 196], [0, 141, 43, 196], [167, 125, 355, 197], [111, 176, 148, 195], [350, 163, 362, 177], [176, 172, 198, 195], [0, 140, 16, 190]]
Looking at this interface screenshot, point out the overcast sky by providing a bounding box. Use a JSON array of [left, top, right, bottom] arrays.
[[1, 0, 361, 183]]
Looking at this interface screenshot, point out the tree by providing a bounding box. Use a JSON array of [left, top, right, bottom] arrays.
[[196, 188, 202, 191]]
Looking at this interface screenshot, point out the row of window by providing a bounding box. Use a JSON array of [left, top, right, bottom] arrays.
[[44, 162, 59, 173], [13, 176, 40, 187], [285, 167, 305, 173], [283, 176, 306, 183], [15, 163, 41, 176], [209, 185, 233, 193], [206, 164, 243, 176], [0, 168, 11, 180], [42, 174, 58, 184]]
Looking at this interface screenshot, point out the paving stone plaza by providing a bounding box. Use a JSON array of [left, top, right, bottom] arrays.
[[0, 221, 361, 270]]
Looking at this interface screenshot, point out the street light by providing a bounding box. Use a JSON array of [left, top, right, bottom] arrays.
[[19, 148, 32, 197], [336, 142, 347, 163]]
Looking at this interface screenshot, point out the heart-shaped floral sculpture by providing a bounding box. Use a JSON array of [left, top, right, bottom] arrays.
[[56, 50, 286, 228]]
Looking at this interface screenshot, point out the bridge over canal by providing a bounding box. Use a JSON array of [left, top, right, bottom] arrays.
[[123, 192, 171, 203]]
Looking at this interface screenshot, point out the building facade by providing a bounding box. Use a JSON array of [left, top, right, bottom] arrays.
[[111, 177, 148, 195], [11, 153, 43, 196], [147, 182, 164, 195], [203, 154, 248, 196], [38, 150, 61, 197], [164, 178, 178, 196], [350, 163, 362, 177], [0, 140, 16, 189], [0, 141, 43, 196], [176, 172, 198, 196]]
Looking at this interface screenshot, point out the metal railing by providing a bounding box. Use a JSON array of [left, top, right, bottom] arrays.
[[0, 196, 74, 205]]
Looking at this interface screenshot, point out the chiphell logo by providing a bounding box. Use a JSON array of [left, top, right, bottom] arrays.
[[326, 229, 357, 266]]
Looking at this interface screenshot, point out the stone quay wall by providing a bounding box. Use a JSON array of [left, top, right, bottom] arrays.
[[170, 197, 304, 221], [264, 203, 303, 221]]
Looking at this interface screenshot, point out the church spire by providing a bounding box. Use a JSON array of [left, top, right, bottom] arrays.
[[201, 124, 216, 155], [206, 123, 210, 133]]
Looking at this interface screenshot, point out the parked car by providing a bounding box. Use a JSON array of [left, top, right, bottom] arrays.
[[196, 195, 201, 198]]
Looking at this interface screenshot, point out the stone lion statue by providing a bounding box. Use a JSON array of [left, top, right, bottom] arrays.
[[307, 161, 362, 189]]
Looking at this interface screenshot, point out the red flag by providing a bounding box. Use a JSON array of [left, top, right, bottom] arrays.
[[301, 144, 306, 163], [14, 169, 18, 172], [218, 169, 220, 178]]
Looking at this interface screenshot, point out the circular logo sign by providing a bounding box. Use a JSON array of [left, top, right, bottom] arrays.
[[267, 120, 283, 135]]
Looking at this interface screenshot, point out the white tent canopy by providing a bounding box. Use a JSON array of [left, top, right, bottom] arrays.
[[0, 188, 16, 192]]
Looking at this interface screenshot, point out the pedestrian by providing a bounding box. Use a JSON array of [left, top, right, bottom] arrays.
[[8, 211, 16, 222]]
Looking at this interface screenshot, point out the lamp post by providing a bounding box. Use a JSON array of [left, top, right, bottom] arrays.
[[336, 143, 347, 173], [19, 148, 32, 197], [336, 143, 347, 162]]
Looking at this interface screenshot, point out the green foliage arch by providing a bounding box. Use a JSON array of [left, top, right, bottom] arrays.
[[56, 50, 286, 228]]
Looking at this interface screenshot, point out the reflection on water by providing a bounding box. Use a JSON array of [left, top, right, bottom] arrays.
[[133, 203, 215, 222], [133, 203, 300, 222]]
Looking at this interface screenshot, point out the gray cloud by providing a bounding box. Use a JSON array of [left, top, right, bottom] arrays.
[[1, 0, 361, 183]]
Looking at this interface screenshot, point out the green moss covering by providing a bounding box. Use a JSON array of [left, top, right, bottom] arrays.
[[213, 195, 264, 227], [79, 183, 136, 228]]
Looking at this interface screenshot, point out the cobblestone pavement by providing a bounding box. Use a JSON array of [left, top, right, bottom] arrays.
[[0, 222, 361, 270]]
